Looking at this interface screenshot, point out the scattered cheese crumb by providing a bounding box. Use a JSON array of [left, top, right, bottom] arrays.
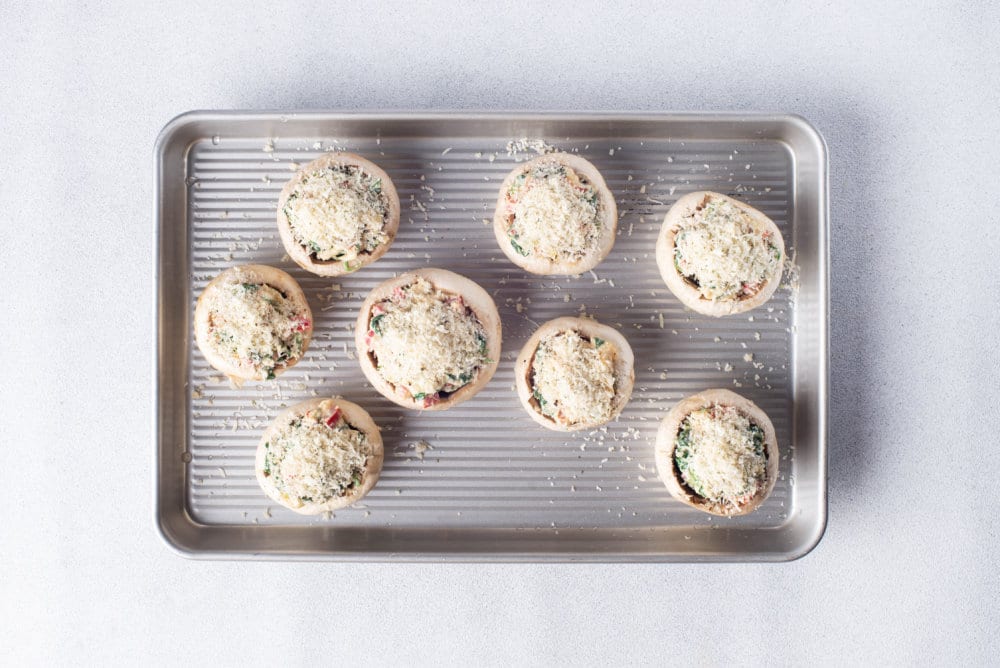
[[412, 440, 432, 460], [506, 138, 555, 156]]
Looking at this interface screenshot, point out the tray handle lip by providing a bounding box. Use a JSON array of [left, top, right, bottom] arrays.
[[788, 111, 830, 564], [154, 109, 217, 159], [777, 112, 830, 157], [147, 530, 827, 563], [784, 510, 829, 562], [767, 111, 829, 563], [153, 110, 205, 560], [153, 503, 204, 560], [152, 107, 834, 126]]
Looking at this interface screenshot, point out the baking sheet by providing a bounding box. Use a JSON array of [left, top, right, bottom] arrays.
[[154, 112, 827, 561]]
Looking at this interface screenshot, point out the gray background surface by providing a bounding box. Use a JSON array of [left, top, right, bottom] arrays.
[[2, 1, 997, 664]]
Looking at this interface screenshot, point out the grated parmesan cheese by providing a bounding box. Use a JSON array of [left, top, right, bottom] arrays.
[[260, 400, 371, 507], [367, 278, 488, 399], [283, 165, 389, 263], [505, 138, 556, 156], [674, 405, 766, 507], [531, 330, 617, 426], [501, 161, 601, 262], [204, 270, 310, 379], [673, 198, 781, 302]]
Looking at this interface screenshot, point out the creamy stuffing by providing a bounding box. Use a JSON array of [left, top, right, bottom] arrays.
[[502, 161, 601, 262], [673, 198, 781, 302], [283, 164, 389, 268], [531, 330, 617, 426], [673, 404, 767, 508], [205, 270, 310, 379], [365, 278, 488, 407], [261, 400, 371, 507]]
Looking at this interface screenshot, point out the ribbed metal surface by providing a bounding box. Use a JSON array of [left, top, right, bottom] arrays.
[[184, 132, 799, 532]]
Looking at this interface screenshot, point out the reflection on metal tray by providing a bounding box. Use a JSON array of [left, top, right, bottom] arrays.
[[154, 112, 828, 561]]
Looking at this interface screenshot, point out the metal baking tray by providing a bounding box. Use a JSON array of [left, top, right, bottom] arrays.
[[154, 111, 828, 561]]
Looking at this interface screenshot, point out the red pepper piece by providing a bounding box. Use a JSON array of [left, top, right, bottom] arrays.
[[325, 407, 341, 427]]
